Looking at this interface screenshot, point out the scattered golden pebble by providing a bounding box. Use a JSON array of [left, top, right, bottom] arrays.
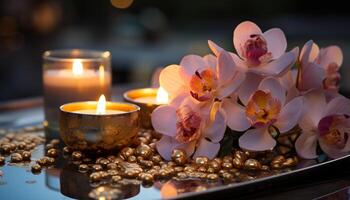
[[139, 173, 154, 183], [78, 164, 89, 173], [232, 158, 243, 169], [136, 144, 152, 159], [31, 164, 42, 174], [207, 173, 219, 181], [171, 149, 187, 165], [111, 175, 122, 184], [47, 149, 58, 158], [10, 153, 23, 163], [195, 156, 209, 166], [244, 159, 262, 170], [21, 151, 31, 161], [71, 151, 83, 161]]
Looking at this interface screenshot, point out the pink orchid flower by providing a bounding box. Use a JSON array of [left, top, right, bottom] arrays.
[[208, 21, 299, 76], [222, 77, 304, 151], [207, 21, 299, 104], [159, 50, 244, 103], [297, 40, 343, 93], [296, 90, 350, 159], [151, 96, 226, 160]]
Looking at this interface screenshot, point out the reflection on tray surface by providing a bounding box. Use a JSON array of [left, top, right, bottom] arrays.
[[0, 125, 348, 200]]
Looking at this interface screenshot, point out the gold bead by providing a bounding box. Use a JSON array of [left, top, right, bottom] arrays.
[[171, 149, 187, 165], [222, 162, 233, 170], [197, 166, 207, 173], [111, 175, 122, 184], [10, 153, 23, 163], [177, 172, 187, 179], [120, 147, 135, 158], [195, 156, 209, 166], [136, 144, 153, 159], [282, 157, 297, 168], [212, 158, 222, 165], [207, 173, 219, 181], [139, 173, 154, 184], [222, 156, 233, 163], [232, 158, 243, 169], [207, 167, 216, 173], [271, 155, 286, 165], [234, 150, 247, 161], [174, 166, 184, 172], [209, 160, 221, 172], [244, 159, 262, 170], [78, 164, 89, 173], [151, 155, 162, 163], [127, 155, 137, 163]]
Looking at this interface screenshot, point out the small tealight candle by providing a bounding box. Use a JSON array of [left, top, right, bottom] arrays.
[[123, 87, 169, 129], [59, 95, 140, 151]]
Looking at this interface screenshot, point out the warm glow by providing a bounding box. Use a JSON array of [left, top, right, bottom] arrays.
[[156, 87, 169, 104], [99, 65, 105, 85], [96, 95, 106, 114], [110, 0, 133, 9], [72, 60, 83, 75]]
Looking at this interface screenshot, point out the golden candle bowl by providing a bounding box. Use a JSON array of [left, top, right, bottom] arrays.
[[123, 88, 163, 129], [59, 101, 140, 151]]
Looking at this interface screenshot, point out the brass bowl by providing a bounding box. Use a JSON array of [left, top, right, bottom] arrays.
[[123, 88, 163, 129], [59, 101, 140, 151]]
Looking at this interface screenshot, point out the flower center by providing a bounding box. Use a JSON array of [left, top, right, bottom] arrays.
[[323, 62, 340, 90], [175, 105, 202, 143], [245, 90, 281, 128], [189, 69, 218, 101], [318, 114, 348, 148], [242, 34, 272, 67]]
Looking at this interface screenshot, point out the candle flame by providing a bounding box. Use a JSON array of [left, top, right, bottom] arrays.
[[156, 87, 169, 104], [72, 60, 84, 75], [96, 95, 106, 114]]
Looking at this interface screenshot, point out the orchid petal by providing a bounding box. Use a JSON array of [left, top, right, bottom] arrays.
[[324, 96, 350, 116], [275, 96, 303, 133], [319, 138, 348, 159], [203, 54, 217, 69], [239, 128, 276, 151], [216, 71, 245, 99], [180, 55, 206, 77], [156, 136, 196, 160], [208, 40, 224, 57], [238, 73, 262, 105], [299, 90, 326, 129], [223, 98, 251, 131], [159, 64, 186, 97], [249, 47, 299, 76], [203, 106, 227, 143], [317, 46, 343, 69], [258, 77, 286, 105], [230, 52, 248, 72], [263, 28, 287, 59], [193, 138, 220, 159], [300, 40, 319, 66], [295, 131, 318, 159], [299, 63, 325, 91], [151, 105, 177, 137], [233, 21, 262, 58], [217, 50, 236, 85]]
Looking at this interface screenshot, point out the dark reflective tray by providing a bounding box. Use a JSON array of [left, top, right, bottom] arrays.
[[1, 96, 350, 200]]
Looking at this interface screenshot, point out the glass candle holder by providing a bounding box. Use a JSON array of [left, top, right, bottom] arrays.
[[43, 49, 112, 130]]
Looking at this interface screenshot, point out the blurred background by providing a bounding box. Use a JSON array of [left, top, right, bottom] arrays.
[[1, 0, 350, 101]]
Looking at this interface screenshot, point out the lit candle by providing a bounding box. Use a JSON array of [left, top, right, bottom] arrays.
[[123, 87, 169, 128], [59, 95, 140, 151], [132, 87, 169, 105], [43, 50, 112, 130]]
